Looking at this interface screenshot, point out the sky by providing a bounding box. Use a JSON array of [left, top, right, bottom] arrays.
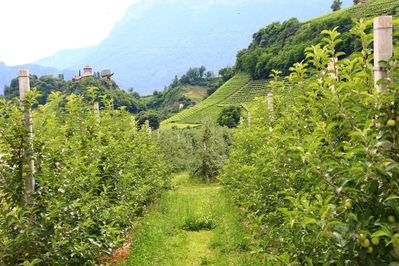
[[0, 0, 351, 66], [0, 0, 139, 65]]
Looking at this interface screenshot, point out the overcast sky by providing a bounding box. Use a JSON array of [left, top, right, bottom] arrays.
[[0, 0, 139, 65], [0, 0, 350, 66]]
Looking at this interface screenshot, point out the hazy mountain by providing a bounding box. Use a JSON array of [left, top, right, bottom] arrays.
[[0, 62, 74, 95], [35, 0, 347, 95]]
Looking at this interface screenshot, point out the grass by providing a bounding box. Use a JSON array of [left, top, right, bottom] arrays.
[[122, 173, 256, 266]]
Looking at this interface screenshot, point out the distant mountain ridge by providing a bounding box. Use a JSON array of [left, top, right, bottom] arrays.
[[34, 0, 341, 94]]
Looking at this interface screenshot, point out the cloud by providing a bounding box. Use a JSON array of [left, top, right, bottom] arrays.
[[0, 0, 139, 65]]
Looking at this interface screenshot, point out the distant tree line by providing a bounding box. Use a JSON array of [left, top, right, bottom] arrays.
[[169, 66, 217, 88], [234, 16, 358, 80], [4, 75, 145, 113], [331, 0, 343, 11]]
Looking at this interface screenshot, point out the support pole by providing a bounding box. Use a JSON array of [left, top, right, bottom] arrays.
[[19, 70, 35, 204], [328, 57, 338, 92], [145, 120, 152, 134], [267, 92, 273, 121], [93, 102, 100, 116], [247, 111, 251, 127], [327, 57, 338, 81], [374, 16, 393, 92]]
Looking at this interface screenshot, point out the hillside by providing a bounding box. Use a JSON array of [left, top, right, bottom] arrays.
[[4, 74, 145, 113], [237, 0, 399, 80], [0, 62, 74, 95], [144, 85, 209, 116], [34, 0, 341, 94], [161, 73, 268, 128], [162, 0, 399, 128]]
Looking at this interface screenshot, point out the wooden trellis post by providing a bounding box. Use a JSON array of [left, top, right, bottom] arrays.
[[247, 111, 251, 127], [93, 102, 100, 116], [374, 16, 393, 92], [267, 92, 273, 121], [145, 120, 152, 134], [328, 57, 338, 92], [19, 70, 35, 204], [328, 57, 338, 80]]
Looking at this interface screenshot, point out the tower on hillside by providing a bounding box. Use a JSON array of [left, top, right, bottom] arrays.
[[83, 65, 93, 76], [73, 64, 94, 81], [101, 69, 114, 79]]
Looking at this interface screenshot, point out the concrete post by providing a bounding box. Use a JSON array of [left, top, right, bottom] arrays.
[[18, 70, 35, 204], [267, 92, 273, 114], [328, 57, 338, 92], [247, 111, 251, 127], [19, 70, 30, 101], [145, 120, 152, 134], [328, 57, 338, 81], [93, 102, 100, 116], [374, 16, 393, 92]]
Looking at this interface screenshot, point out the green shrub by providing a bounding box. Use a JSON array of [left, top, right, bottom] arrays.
[[223, 20, 399, 264], [191, 120, 230, 182], [217, 106, 242, 128], [182, 215, 216, 231], [0, 91, 170, 264], [159, 123, 231, 178], [135, 110, 161, 130]]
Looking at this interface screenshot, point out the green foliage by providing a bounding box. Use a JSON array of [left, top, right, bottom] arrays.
[[171, 66, 217, 88], [192, 121, 230, 182], [331, 0, 343, 11], [182, 215, 216, 231], [4, 75, 145, 113], [236, 0, 399, 80], [148, 85, 202, 115], [158, 124, 231, 180], [158, 128, 198, 172], [135, 110, 161, 130], [0, 92, 169, 264], [145, 66, 218, 119], [217, 106, 242, 128], [218, 66, 236, 84], [222, 21, 399, 264], [236, 16, 353, 79]]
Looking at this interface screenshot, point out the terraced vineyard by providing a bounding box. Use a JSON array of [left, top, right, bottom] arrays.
[[162, 73, 251, 126], [222, 79, 269, 105], [310, 0, 399, 23], [161, 75, 271, 127]]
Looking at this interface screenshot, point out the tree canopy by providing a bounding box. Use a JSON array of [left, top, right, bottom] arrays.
[[4, 75, 145, 113], [217, 106, 242, 128]]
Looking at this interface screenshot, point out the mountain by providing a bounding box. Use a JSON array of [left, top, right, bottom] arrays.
[[35, 0, 345, 95], [0, 62, 74, 95]]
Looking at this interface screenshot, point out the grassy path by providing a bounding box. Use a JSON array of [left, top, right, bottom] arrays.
[[122, 173, 255, 266]]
